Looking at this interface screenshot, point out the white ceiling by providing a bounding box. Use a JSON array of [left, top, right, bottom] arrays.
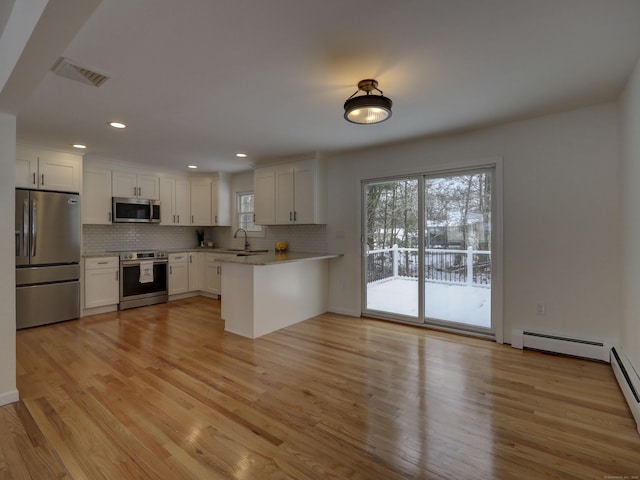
[[13, 0, 640, 173]]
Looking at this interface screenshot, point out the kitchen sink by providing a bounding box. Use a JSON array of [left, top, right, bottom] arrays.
[[222, 249, 269, 255]]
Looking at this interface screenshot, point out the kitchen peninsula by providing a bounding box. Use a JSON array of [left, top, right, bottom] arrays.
[[216, 252, 340, 338]]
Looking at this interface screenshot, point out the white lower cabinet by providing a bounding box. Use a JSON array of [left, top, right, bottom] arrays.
[[188, 252, 200, 291], [203, 253, 221, 295], [84, 257, 119, 309], [168, 253, 189, 295]]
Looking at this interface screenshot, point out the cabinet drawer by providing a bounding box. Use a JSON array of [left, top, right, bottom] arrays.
[[85, 257, 119, 270], [169, 253, 188, 263]]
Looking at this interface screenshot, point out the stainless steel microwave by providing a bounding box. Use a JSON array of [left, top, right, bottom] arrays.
[[112, 197, 160, 223]]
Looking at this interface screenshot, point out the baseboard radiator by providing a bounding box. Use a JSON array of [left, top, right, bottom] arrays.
[[610, 347, 640, 435], [511, 329, 611, 362]]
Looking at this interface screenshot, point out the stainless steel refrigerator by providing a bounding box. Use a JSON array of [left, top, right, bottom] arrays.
[[15, 189, 81, 329]]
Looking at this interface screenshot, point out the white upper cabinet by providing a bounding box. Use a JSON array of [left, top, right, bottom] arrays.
[[16, 145, 82, 193], [253, 166, 276, 225], [190, 177, 212, 225], [211, 173, 231, 226], [160, 177, 191, 225], [112, 171, 160, 200], [82, 168, 112, 224], [255, 156, 326, 225]]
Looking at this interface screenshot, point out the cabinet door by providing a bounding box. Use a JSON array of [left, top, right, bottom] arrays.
[[83, 169, 113, 224], [84, 258, 119, 308], [169, 260, 189, 295], [275, 164, 295, 224], [293, 160, 316, 224], [254, 167, 276, 225], [38, 152, 81, 192], [174, 179, 191, 225], [137, 174, 160, 200], [188, 252, 200, 291], [112, 171, 138, 197], [160, 178, 176, 225], [203, 254, 220, 294], [211, 175, 231, 226], [16, 154, 38, 189], [190, 179, 212, 225]]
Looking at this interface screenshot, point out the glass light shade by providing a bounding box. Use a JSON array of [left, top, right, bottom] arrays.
[[344, 95, 392, 124]]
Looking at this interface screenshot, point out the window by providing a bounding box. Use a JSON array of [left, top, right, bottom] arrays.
[[237, 192, 263, 234]]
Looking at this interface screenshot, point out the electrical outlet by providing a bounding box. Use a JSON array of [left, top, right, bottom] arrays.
[[536, 303, 546, 315]]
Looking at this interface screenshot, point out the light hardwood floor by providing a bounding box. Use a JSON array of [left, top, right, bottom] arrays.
[[3, 297, 640, 479]]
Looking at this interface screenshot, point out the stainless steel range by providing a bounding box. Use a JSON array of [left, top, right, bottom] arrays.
[[118, 250, 168, 310]]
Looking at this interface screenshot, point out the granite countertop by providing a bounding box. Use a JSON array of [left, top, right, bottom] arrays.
[[212, 252, 342, 266]]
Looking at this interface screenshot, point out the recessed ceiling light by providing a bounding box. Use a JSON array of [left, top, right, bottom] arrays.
[[72, 144, 87, 149], [236, 153, 247, 158], [109, 122, 126, 129], [188, 165, 198, 169]]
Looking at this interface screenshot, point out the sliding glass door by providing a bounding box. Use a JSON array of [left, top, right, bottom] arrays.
[[363, 178, 420, 320], [363, 167, 495, 334]]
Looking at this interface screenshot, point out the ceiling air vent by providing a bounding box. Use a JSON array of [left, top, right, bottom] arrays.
[[52, 57, 109, 88]]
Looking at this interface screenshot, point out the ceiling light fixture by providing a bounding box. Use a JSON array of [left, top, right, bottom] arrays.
[[236, 153, 247, 158], [343, 79, 392, 125], [188, 165, 198, 169], [109, 121, 126, 129], [72, 144, 87, 149]]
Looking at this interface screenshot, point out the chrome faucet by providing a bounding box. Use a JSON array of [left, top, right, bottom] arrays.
[[233, 228, 250, 250]]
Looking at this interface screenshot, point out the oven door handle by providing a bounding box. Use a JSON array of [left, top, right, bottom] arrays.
[[120, 259, 168, 267]]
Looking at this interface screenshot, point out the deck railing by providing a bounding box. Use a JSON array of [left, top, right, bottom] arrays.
[[366, 245, 491, 286]]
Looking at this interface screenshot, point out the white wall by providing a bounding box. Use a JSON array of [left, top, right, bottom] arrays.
[[0, 113, 18, 405], [327, 103, 621, 345], [619, 56, 640, 370]]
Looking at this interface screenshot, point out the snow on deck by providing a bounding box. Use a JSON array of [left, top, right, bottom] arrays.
[[366, 278, 491, 329]]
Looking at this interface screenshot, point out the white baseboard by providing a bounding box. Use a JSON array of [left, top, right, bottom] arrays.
[[610, 347, 640, 435], [327, 306, 361, 317], [0, 389, 19, 407]]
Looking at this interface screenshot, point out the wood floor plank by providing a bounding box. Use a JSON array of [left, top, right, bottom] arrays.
[[3, 296, 639, 479]]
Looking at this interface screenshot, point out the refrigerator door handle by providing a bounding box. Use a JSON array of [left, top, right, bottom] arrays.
[[22, 198, 29, 257], [31, 199, 37, 257]]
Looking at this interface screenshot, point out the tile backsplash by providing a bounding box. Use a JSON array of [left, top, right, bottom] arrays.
[[83, 224, 327, 253], [83, 225, 202, 253]]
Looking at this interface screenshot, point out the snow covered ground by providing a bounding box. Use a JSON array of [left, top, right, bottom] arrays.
[[366, 278, 491, 329]]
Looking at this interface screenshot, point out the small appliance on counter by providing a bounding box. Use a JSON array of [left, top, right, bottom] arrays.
[[16, 189, 81, 329]]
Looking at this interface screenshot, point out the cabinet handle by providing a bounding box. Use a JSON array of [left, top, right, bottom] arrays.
[[215, 215, 217, 224], [289, 211, 292, 221], [253, 214, 256, 222], [138, 186, 142, 196], [294, 211, 297, 222], [177, 215, 180, 223], [192, 215, 194, 223], [98, 261, 108, 265], [134, 186, 137, 196], [41, 173, 44, 186], [108, 212, 112, 222], [170, 266, 173, 275], [172, 214, 175, 223], [32, 173, 36, 185], [116, 271, 119, 281]]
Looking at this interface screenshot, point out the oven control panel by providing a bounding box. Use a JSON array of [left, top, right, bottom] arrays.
[[119, 251, 168, 260]]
